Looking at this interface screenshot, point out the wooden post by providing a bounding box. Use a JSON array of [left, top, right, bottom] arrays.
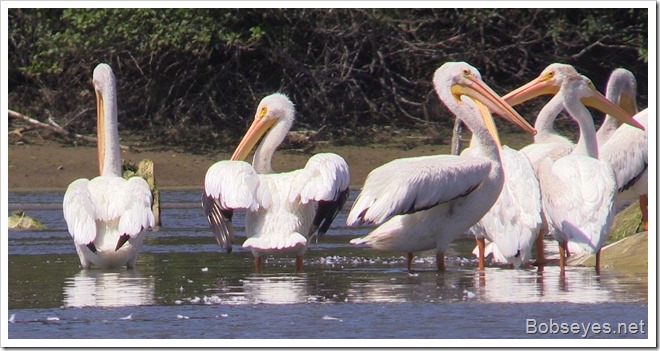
[[136, 159, 161, 229], [450, 117, 463, 155]]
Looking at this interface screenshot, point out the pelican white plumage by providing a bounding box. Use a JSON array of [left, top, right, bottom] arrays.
[[504, 64, 580, 172], [505, 70, 644, 273], [600, 109, 648, 229], [347, 62, 536, 272], [597, 68, 648, 231], [62, 63, 155, 269], [464, 144, 542, 269], [202, 93, 350, 273], [502, 64, 579, 266], [597, 68, 639, 145]]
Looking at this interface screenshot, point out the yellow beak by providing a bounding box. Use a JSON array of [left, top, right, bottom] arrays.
[[505, 74, 644, 131], [470, 97, 502, 147], [95, 89, 105, 175], [618, 92, 639, 116], [230, 116, 277, 161], [502, 75, 560, 107], [580, 88, 645, 131], [451, 76, 537, 143]]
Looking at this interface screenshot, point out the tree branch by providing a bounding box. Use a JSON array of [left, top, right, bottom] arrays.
[[8, 109, 130, 150]]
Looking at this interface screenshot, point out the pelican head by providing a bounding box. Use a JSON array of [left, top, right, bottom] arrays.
[[505, 63, 644, 131], [231, 93, 295, 161], [563, 75, 645, 131], [433, 62, 536, 146], [503, 63, 579, 106], [92, 63, 120, 176], [607, 68, 639, 116]]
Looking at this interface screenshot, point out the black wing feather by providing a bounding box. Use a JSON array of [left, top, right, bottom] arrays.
[[310, 187, 350, 243], [201, 193, 235, 253]]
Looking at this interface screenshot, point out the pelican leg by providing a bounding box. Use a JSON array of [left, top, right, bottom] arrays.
[[436, 251, 446, 273], [558, 242, 567, 273], [476, 238, 486, 270], [406, 252, 414, 273], [640, 194, 648, 231], [127, 255, 138, 269], [295, 255, 304, 273], [534, 229, 546, 265], [254, 256, 263, 273], [595, 248, 601, 275]]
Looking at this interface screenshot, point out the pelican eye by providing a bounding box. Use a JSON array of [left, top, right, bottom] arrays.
[[546, 71, 555, 80], [259, 106, 268, 119], [462, 68, 471, 77]]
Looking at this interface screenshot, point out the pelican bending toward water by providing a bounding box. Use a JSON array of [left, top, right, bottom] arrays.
[[347, 62, 536, 272], [63, 63, 155, 269], [202, 93, 350, 273], [597, 68, 648, 231], [506, 69, 643, 273]]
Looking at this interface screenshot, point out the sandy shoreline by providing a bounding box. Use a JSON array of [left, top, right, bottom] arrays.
[[8, 139, 465, 191]]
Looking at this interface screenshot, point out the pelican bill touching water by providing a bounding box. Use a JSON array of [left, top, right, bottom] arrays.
[[202, 93, 350, 273], [63, 63, 155, 269], [505, 67, 644, 273], [347, 62, 536, 272]]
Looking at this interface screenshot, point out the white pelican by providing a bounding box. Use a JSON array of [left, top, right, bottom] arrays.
[[62, 63, 155, 269], [505, 64, 578, 172], [202, 93, 350, 273], [597, 68, 639, 145], [600, 109, 648, 230], [464, 143, 542, 269], [503, 64, 586, 265], [597, 68, 648, 231], [347, 62, 536, 272], [505, 70, 643, 274]]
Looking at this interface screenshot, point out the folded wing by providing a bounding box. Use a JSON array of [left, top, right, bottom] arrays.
[[347, 154, 491, 226]]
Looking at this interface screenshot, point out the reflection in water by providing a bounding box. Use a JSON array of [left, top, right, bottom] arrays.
[[211, 274, 313, 305], [193, 256, 647, 306], [473, 267, 646, 304], [63, 270, 156, 307]]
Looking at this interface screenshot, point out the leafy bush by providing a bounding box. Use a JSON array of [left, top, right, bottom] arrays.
[[8, 8, 648, 152]]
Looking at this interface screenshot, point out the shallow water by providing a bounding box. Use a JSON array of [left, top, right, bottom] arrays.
[[7, 190, 649, 341]]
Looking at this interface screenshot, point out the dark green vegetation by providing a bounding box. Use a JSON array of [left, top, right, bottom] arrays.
[[8, 8, 648, 152]]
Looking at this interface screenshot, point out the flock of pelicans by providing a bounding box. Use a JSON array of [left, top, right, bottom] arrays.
[[62, 62, 647, 276]]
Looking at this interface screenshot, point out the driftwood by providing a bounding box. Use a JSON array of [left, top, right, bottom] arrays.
[[450, 117, 464, 156], [123, 159, 161, 229], [8, 109, 130, 150]]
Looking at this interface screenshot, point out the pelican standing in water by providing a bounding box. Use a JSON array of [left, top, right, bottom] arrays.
[[202, 93, 350, 273], [63, 63, 155, 269], [502, 64, 579, 266], [347, 62, 536, 272], [464, 142, 542, 269], [505, 69, 643, 273]]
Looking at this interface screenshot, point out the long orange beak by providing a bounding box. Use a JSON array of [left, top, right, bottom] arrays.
[[618, 91, 639, 116], [230, 115, 277, 161], [452, 75, 537, 141], [580, 85, 645, 131], [503, 75, 560, 107], [505, 74, 644, 131], [95, 89, 105, 175]]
